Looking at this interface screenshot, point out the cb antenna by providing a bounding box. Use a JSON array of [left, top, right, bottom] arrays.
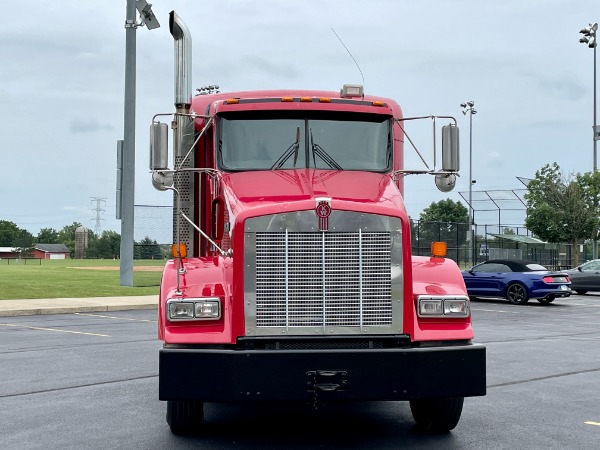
[[331, 28, 365, 87]]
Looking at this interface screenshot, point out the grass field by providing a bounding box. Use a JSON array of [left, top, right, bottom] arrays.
[[0, 259, 165, 300]]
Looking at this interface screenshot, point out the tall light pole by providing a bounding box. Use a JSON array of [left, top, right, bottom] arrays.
[[119, 0, 160, 286], [461, 101, 477, 266], [579, 22, 598, 260]]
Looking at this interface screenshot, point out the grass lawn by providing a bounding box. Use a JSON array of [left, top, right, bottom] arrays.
[[0, 258, 165, 300]]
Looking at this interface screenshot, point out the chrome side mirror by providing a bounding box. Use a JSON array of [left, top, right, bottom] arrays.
[[150, 122, 173, 191], [150, 122, 169, 170], [441, 124, 459, 172]]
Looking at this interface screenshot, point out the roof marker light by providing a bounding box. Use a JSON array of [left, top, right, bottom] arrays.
[[225, 98, 239, 104], [300, 97, 312, 102], [281, 97, 294, 102]]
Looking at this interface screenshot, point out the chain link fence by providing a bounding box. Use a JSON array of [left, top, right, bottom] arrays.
[[132, 209, 587, 268], [134, 205, 173, 259], [412, 221, 583, 270]]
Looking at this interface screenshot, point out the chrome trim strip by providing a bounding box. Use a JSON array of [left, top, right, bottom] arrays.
[[244, 211, 403, 336]]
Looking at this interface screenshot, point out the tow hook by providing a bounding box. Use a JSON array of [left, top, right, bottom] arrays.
[[306, 370, 349, 392]]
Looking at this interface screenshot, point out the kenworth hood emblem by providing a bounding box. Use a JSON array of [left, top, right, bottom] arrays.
[[315, 197, 332, 231]]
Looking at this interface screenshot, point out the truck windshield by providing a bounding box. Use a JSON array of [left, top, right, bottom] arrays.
[[218, 111, 391, 172]]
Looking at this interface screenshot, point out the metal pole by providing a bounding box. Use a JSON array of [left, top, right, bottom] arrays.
[[120, 0, 136, 286], [469, 111, 473, 266], [594, 41, 597, 173], [593, 39, 598, 260]]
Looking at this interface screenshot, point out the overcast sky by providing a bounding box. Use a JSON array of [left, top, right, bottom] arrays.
[[1, 0, 598, 240]]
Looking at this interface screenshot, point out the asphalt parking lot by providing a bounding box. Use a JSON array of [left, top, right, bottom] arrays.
[[0, 295, 599, 449]]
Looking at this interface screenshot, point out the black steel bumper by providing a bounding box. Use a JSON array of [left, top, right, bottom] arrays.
[[159, 341, 486, 402]]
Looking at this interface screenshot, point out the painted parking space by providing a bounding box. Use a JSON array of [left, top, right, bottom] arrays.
[[0, 322, 110, 337]]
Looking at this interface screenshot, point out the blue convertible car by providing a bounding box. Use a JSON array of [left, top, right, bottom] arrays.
[[462, 259, 572, 305]]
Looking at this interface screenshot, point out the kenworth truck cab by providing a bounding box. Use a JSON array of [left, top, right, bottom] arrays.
[[150, 11, 486, 434]]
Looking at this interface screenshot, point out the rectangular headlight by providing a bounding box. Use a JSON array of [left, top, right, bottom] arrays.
[[417, 296, 470, 318], [167, 298, 222, 322], [419, 299, 444, 316], [168, 302, 194, 320], [444, 299, 469, 316], [195, 300, 221, 319]]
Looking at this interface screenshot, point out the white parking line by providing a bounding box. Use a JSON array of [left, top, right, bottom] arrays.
[[0, 323, 110, 337], [74, 312, 156, 323], [471, 308, 521, 314], [585, 421, 600, 426], [566, 303, 600, 307]]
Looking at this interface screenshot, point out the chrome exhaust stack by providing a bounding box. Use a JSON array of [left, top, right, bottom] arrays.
[[169, 10, 195, 257]]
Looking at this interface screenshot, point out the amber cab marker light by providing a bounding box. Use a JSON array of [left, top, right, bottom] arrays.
[[431, 241, 447, 258], [171, 243, 188, 259], [225, 98, 239, 104], [281, 97, 294, 102]]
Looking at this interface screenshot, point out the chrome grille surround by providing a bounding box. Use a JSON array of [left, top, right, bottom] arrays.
[[244, 211, 402, 336]]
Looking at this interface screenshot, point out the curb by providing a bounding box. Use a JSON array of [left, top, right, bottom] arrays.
[[0, 303, 157, 317]]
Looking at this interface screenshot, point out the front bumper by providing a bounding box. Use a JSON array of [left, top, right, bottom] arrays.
[[159, 340, 486, 402]]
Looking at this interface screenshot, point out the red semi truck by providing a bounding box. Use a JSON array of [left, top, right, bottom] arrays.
[[150, 11, 486, 434]]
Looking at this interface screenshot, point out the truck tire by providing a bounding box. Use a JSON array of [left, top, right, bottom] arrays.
[[166, 400, 204, 434], [575, 290, 588, 295], [409, 397, 464, 433], [506, 283, 529, 304]]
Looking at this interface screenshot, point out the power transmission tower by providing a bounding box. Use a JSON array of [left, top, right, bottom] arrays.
[[90, 197, 107, 235]]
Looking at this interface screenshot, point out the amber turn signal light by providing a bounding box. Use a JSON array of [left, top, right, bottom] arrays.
[[431, 241, 447, 258], [171, 243, 188, 259]]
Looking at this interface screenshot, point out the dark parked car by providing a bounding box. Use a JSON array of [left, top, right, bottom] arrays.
[[563, 259, 600, 294], [462, 259, 571, 305]]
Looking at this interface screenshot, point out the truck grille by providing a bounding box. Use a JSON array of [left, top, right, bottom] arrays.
[[255, 231, 392, 328]]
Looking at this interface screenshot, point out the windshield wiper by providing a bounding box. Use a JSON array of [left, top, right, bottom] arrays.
[[310, 130, 342, 170], [270, 127, 301, 170]]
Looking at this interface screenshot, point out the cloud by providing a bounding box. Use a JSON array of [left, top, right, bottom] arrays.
[[69, 119, 115, 134]]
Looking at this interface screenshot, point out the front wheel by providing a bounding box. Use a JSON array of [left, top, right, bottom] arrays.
[[506, 283, 529, 304], [537, 296, 555, 305], [166, 400, 204, 434], [409, 397, 464, 433], [575, 290, 588, 295]]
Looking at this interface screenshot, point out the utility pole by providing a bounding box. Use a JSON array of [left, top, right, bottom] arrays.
[[119, 0, 160, 286], [579, 23, 598, 260]]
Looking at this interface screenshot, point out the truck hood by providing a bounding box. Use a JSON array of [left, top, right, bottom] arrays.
[[221, 169, 406, 219]]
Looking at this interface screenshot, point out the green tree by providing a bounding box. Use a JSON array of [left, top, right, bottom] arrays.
[[418, 199, 469, 247], [58, 222, 82, 257], [0, 220, 21, 247], [13, 229, 34, 255], [37, 227, 60, 244], [0, 220, 34, 255], [525, 163, 598, 267], [420, 199, 469, 224], [88, 230, 121, 259], [135, 236, 162, 260]]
